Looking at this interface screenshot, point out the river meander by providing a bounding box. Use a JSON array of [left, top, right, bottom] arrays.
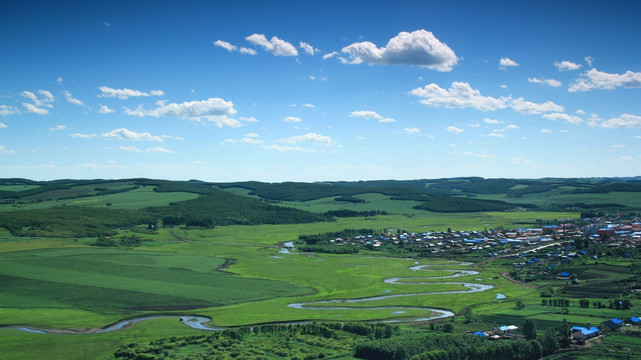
[[3, 262, 493, 334]]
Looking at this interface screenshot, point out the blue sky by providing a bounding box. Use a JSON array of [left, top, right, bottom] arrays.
[[1, 0, 640, 182]]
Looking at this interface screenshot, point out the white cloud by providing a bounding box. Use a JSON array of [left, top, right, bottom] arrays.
[[56, 76, 63, 85], [262, 144, 312, 152], [446, 126, 463, 134], [64, 90, 84, 106], [483, 118, 501, 124], [349, 110, 395, 123], [528, 77, 562, 87], [283, 116, 302, 123], [146, 147, 174, 154], [404, 127, 420, 134], [119, 145, 141, 152], [21, 90, 54, 114], [612, 144, 626, 148], [279, 132, 334, 146], [323, 51, 339, 60], [98, 105, 115, 114], [499, 58, 519, 67], [505, 124, 519, 130], [0, 122, 6, 128], [102, 128, 164, 142], [411, 82, 507, 111], [98, 86, 164, 100], [554, 60, 581, 71], [49, 125, 66, 131], [542, 112, 583, 124], [239, 116, 259, 123], [340, 29, 458, 71], [299, 41, 317, 55], [569, 68, 641, 92], [540, 128, 552, 134], [125, 98, 241, 127], [309, 75, 328, 81], [0, 145, 15, 154], [214, 40, 236, 52], [302, 103, 315, 108], [245, 34, 298, 56], [0, 105, 19, 116], [224, 132, 264, 145], [599, 113, 641, 129], [70, 133, 98, 139], [486, 132, 505, 138], [612, 155, 635, 163], [510, 97, 564, 114], [584, 56, 593, 67], [213, 40, 257, 55]]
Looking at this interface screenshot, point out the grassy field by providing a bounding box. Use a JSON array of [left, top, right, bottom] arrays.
[[0, 185, 199, 211]]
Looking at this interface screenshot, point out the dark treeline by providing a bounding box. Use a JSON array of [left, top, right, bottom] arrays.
[[147, 190, 331, 228], [355, 332, 542, 360], [411, 196, 514, 212], [298, 244, 360, 254], [298, 229, 377, 244], [335, 195, 366, 203], [324, 209, 388, 218]]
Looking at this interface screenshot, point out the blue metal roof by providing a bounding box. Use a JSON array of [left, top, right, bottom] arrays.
[[571, 326, 600, 335]]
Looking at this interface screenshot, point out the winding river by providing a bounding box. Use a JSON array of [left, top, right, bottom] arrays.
[[3, 262, 493, 334]]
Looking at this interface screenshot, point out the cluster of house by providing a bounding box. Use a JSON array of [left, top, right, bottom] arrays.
[[472, 317, 641, 342]]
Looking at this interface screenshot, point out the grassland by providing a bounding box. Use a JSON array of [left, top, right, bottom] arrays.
[[1, 177, 639, 359]]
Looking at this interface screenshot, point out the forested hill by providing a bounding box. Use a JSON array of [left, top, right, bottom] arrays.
[[0, 176, 640, 237]]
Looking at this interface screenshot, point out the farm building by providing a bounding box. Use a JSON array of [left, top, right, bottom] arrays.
[[604, 318, 623, 330], [571, 326, 600, 340]]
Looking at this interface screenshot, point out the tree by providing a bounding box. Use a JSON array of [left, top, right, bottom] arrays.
[[523, 319, 537, 340], [515, 300, 525, 310], [557, 322, 571, 348], [541, 328, 559, 355]]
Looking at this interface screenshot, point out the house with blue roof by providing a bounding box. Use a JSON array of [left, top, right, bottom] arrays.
[[629, 316, 640, 325], [473, 331, 488, 337], [558, 272, 571, 279], [571, 326, 600, 340], [604, 318, 623, 330]]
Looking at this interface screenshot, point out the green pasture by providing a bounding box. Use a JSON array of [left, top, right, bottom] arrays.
[[0, 185, 40, 191], [474, 189, 641, 209], [0, 247, 312, 328], [0, 185, 199, 211]]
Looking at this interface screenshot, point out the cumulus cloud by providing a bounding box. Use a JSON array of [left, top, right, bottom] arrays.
[[340, 29, 458, 71], [21, 90, 54, 114], [299, 41, 318, 55], [146, 147, 174, 154], [404, 128, 420, 134], [213, 40, 256, 55], [98, 105, 115, 114], [596, 113, 641, 129], [510, 97, 564, 114], [499, 58, 519, 67], [309, 75, 328, 81], [64, 90, 85, 106], [569, 68, 641, 92], [0, 122, 6, 128], [239, 116, 259, 123], [245, 34, 298, 56], [505, 124, 519, 130], [446, 126, 463, 134], [554, 60, 582, 71], [119, 145, 141, 152], [262, 144, 312, 152], [349, 110, 395, 123], [125, 98, 242, 127], [0, 105, 19, 116], [303, 103, 315, 108], [486, 132, 505, 138], [98, 86, 164, 100], [542, 112, 583, 124], [528, 77, 562, 87], [323, 51, 339, 60], [283, 116, 302, 123], [102, 128, 165, 142], [584, 56, 593, 67], [49, 125, 66, 131], [484, 118, 502, 124], [540, 128, 552, 134], [225, 132, 265, 145], [279, 132, 334, 146], [410, 82, 508, 111]]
